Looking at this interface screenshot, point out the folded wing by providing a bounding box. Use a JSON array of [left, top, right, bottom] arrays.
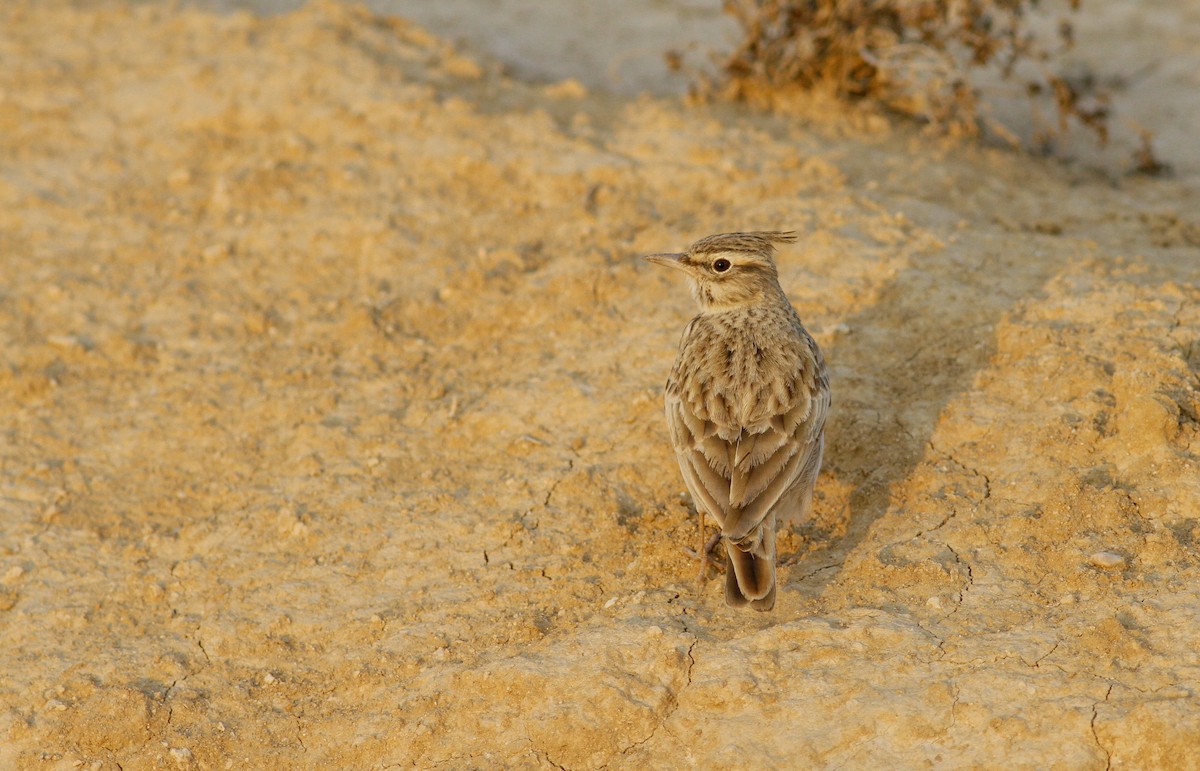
[[666, 373, 828, 541]]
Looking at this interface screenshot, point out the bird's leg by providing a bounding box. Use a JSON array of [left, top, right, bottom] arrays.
[[697, 530, 722, 585], [682, 514, 723, 584]]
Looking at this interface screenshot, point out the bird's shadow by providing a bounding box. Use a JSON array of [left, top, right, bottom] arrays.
[[778, 215, 1072, 600]]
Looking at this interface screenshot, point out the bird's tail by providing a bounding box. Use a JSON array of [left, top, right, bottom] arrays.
[[723, 517, 777, 611]]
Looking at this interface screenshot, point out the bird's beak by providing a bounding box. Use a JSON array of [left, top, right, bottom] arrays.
[[643, 252, 689, 271]]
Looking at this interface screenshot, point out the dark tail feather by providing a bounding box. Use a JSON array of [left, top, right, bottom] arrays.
[[723, 538, 776, 612]]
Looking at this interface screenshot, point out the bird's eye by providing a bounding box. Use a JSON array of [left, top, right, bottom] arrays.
[[712, 258, 731, 273]]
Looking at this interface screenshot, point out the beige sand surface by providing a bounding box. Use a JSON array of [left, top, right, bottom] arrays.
[[1, 2, 1198, 768]]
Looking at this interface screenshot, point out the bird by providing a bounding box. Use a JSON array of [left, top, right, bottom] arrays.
[[645, 231, 829, 611]]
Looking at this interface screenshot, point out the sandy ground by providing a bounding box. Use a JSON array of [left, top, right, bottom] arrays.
[[185, 0, 1200, 182], [184, 0, 731, 98], [2, 1, 1199, 768]]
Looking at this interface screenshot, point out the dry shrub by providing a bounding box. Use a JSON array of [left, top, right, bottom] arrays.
[[715, 0, 1111, 146]]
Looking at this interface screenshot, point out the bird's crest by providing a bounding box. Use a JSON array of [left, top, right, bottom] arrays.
[[689, 231, 797, 257]]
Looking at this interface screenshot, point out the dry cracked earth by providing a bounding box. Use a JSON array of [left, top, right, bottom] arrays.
[[1, 2, 1199, 768]]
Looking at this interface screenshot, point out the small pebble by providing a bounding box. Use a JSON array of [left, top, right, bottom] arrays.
[[1089, 551, 1126, 569], [201, 243, 229, 262]]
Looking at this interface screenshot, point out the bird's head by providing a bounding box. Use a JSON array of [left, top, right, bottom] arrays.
[[644, 231, 796, 311]]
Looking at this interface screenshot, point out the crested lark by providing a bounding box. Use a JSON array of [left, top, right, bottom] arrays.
[[646, 231, 829, 611]]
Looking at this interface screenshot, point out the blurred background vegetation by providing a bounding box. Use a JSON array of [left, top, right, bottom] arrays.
[[714, 0, 1114, 149]]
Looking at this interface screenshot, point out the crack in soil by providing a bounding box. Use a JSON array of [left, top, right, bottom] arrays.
[[942, 543, 974, 616], [914, 619, 947, 661], [914, 506, 958, 539], [531, 744, 569, 770], [607, 638, 698, 764], [543, 459, 575, 508], [1030, 643, 1058, 668], [292, 712, 307, 752], [793, 562, 843, 580], [948, 683, 961, 732], [1090, 683, 1114, 770], [930, 441, 992, 503]]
